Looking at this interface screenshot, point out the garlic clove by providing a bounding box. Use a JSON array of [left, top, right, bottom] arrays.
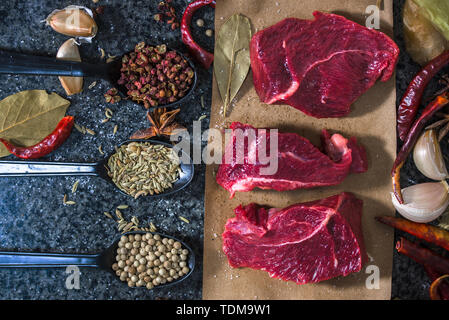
[[57, 39, 83, 96], [413, 129, 448, 180], [45, 6, 97, 40], [391, 181, 449, 223]]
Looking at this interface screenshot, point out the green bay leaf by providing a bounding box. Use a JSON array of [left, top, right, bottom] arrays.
[[414, 0, 449, 41], [0, 90, 71, 157], [214, 13, 252, 116]]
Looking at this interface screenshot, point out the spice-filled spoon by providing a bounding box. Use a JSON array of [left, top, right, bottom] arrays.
[[0, 44, 197, 109], [0, 231, 196, 290], [0, 139, 194, 199]]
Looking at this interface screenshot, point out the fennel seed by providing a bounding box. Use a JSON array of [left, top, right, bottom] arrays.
[[131, 216, 139, 225], [201, 95, 205, 109], [72, 180, 80, 193], [106, 142, 180, 198], [86, 128, 96, 136], [74, 123, 86, 134], [115, 209, 123, 220], [179, 216, 190, 224], [88, 81, 97, 89], [104, 211, 113, 219], [105, 108, 113, 118]]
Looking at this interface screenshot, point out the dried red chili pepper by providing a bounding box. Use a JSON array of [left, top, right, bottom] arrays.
[[396, 237, 449, 276], [376, 216, 449, 251], [181, 0, 215, 69], [397, 50, 449, 141], [0, 116, 74, 159], [396, 238, 449, 300], [392, 92, 449, 203]]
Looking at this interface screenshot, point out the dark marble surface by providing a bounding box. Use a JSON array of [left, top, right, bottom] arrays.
[[391, 0, 449, 300], [0, 0, 213, 299], [0, 0, 443, 300]]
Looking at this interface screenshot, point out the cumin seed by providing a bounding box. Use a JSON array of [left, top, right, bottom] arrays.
[[71, 180, 80, 193], [86, 128, 96, 136], [179, 216, 190, 224]]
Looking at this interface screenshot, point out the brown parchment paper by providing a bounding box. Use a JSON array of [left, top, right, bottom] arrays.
[[203, 0, 396, 300]]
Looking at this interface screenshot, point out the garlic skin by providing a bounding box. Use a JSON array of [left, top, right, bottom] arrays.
[[391, 181, 449, 223], [413, 129, 448, 180], [45, 6, 97, 41], [57, 39, 83, 95]]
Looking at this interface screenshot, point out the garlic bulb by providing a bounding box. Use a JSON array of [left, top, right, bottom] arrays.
[[45, 6, 97, 41], [57, 39, 83, 95], [391, 181, 449, 223], [413, 129, 448, 180]]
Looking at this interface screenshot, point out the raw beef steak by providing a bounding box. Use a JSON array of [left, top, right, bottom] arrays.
[[250, 18, 310, 104], [216, 122, 367, 198], [250, 11, 399, 118], [222, 192, 368, 284]]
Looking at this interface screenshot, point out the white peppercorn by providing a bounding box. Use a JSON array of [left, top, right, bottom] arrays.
[[113, 232, 190, 290], [196, 19, 205, 27]]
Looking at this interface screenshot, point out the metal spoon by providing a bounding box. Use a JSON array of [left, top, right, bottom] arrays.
[[0, 48, 197, 109], [0, 231, 195, 289], [0, 139, 194, 198]]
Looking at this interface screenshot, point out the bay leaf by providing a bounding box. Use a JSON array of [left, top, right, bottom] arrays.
[[214, 13, 252, 117], [0, 90, 71, 157]]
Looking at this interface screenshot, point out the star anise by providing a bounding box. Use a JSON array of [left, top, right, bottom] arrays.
[[130, 108, 186, 139]]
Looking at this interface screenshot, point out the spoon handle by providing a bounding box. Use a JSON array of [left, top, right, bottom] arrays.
[[0, 251, 99, 267], [0, 50, 107, 78], [0, 160, 99, 177]]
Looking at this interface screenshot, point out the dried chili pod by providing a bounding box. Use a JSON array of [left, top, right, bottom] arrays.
[[181, 0, 215, 69], [45, 6, 97, 41], [396, 237, 449, 275], [0, 116, 74, 159], [396, 237, 449, 300], [376, 216, 449, 251], [397, 50, 449, 141], [392, 92, 449, 203]]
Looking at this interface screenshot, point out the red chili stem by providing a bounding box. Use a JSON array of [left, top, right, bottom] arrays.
[[392, 93, 449, 203], [0, 116, 74, 159], [181, 0, 215, 69], [396, 237, 449, 276], [376, 216, 449, 251], [397, 50, 449, 141]]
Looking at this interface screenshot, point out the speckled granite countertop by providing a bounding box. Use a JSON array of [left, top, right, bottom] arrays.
[[0, 0, 439, 300], [0, 0, 213, 300]]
